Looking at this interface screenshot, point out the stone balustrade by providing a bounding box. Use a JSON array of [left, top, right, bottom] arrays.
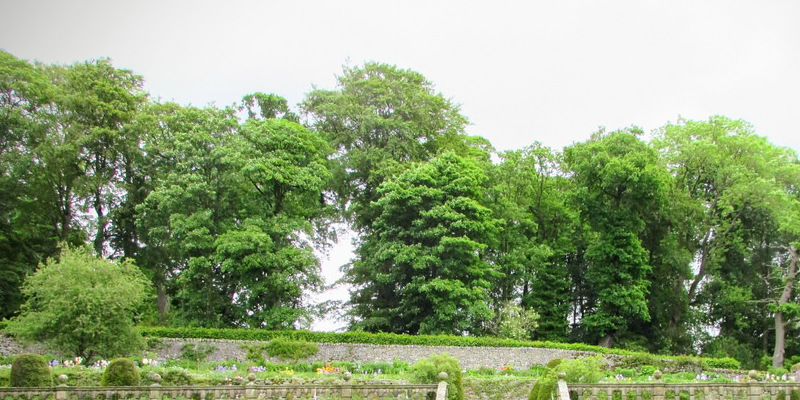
[[558, 372, 800, 400], [0, 382, 444, 400]]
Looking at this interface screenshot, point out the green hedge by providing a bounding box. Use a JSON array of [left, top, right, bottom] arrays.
[[137, 327, 740, 370], [138, 327, 614, 352]]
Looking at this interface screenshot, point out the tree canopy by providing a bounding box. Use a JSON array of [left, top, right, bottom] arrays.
[[2, 50, 800, 369]]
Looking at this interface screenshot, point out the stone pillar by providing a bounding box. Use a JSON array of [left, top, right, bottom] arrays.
[[747, 371, 760, 400], [557, 372, 570, 400], [342, 371, 353, 399], [55, 375, 69, 400], [436, 372, 449, 400], [652, 370, 665, 400]]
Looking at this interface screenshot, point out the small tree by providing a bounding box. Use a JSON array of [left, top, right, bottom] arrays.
[[496, 301, 540, 341], [5, 246, 150, 361]]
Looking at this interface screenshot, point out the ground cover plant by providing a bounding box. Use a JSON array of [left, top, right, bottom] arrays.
[[0, 351, 764, 389]]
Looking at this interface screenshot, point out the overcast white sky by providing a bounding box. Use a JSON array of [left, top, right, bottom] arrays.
[[2, 0, 799, 330]]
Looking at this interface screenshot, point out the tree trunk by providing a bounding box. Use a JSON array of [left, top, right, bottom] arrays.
[[156, 282, 170, 324], [598, 333, 615, 348], [773, 245, 798, 369]]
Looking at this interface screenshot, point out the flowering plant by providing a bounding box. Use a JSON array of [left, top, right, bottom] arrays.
[[316, 364, 337, 374]]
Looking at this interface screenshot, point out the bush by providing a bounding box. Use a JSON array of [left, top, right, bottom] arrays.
[[546, 358, 563, 369], [529, 357, 606, 400], [265, 338, 319, 361], [5, 247, 149, 360], [101, 358, 140, 386], [10, 353, 52, 387], [161, 368, 193, 385], [411, 353, 463, 400], [180, 342, 217, 362], [701, 357, 740, 370], [241, 344, 268, 363], [639, 365, 657, 376]]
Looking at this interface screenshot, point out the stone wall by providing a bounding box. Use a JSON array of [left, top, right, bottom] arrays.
[[2, 334, 600, 369], [153, 338, 597, 369]]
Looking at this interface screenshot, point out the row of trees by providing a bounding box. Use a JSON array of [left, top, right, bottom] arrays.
[[2, 51, 799, 369]]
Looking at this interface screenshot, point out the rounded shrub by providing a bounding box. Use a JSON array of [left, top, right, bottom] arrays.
[[10, 353, 53, 387], [529, 357, 606, 400], [411, 353, 463, 400], [101, 358, 140, 386]]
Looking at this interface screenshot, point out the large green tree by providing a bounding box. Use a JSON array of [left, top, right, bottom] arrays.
[[302, 62, 469, 231], [486, 144, 575, 341], [136, 98, 330, 328], [0, 51, 58, 319], [653, 116, 800, 366], [565, 129, 668, 347], [347, 152, 499, 334]]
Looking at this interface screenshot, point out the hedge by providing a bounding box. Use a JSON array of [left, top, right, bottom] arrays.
[[139, 327, 614, 352], [137, 327, 740, 370]]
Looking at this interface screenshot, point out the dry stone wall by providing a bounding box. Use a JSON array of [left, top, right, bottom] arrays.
[[2, 334, 601, 369], [154, 338, 597, 369]]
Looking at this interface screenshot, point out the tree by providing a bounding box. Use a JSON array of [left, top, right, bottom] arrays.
[[302, 62, 469, 231], [653, 116, 800, 366], [5, 246, 150, 361], [495, 301, 540, 341], [136, 98, 330, 328], [0, 51, 59, 319], [488, 144, 575, 341], [347, 152, 499, 335], [564, 129, 668, 347]]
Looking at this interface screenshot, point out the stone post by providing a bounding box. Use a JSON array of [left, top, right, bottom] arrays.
[[55, 374, 69, 400], [246, 373, 257, 399], [652, 370, 665, 400], [342, 371, 353, 399], [557, 372, 570, 400], [436, 372, 449, 400], [747, 370, 760, 400], [150, 373, 162, 400]]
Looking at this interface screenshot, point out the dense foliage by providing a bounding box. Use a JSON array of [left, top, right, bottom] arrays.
[[529, 357, 606, 400], [100, 358, 140, 386], [2, 50, 800, 369], [5, 247, 149, 361], [411, 353, 464, 400], [265, 339, 320, 362], [9, 353, 52, 387]]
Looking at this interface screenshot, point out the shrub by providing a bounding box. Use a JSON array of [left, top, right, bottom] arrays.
[[702, 357, 740, 370], [241, 344, 268, 363], [639, 365, 657, 376], [0, 367, 10, 387], [10, 353, 53, 387], [546, 358, 563, 369], [529, 357, 606, 400], [411, 353, 463, 400], [161, 368, 193, 385], [616, 368, 636, 378], [265, 338, 319, 362], [180, 342, 217, 362], [101, 358, 140, 386], [5, 247, 149, 360]]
